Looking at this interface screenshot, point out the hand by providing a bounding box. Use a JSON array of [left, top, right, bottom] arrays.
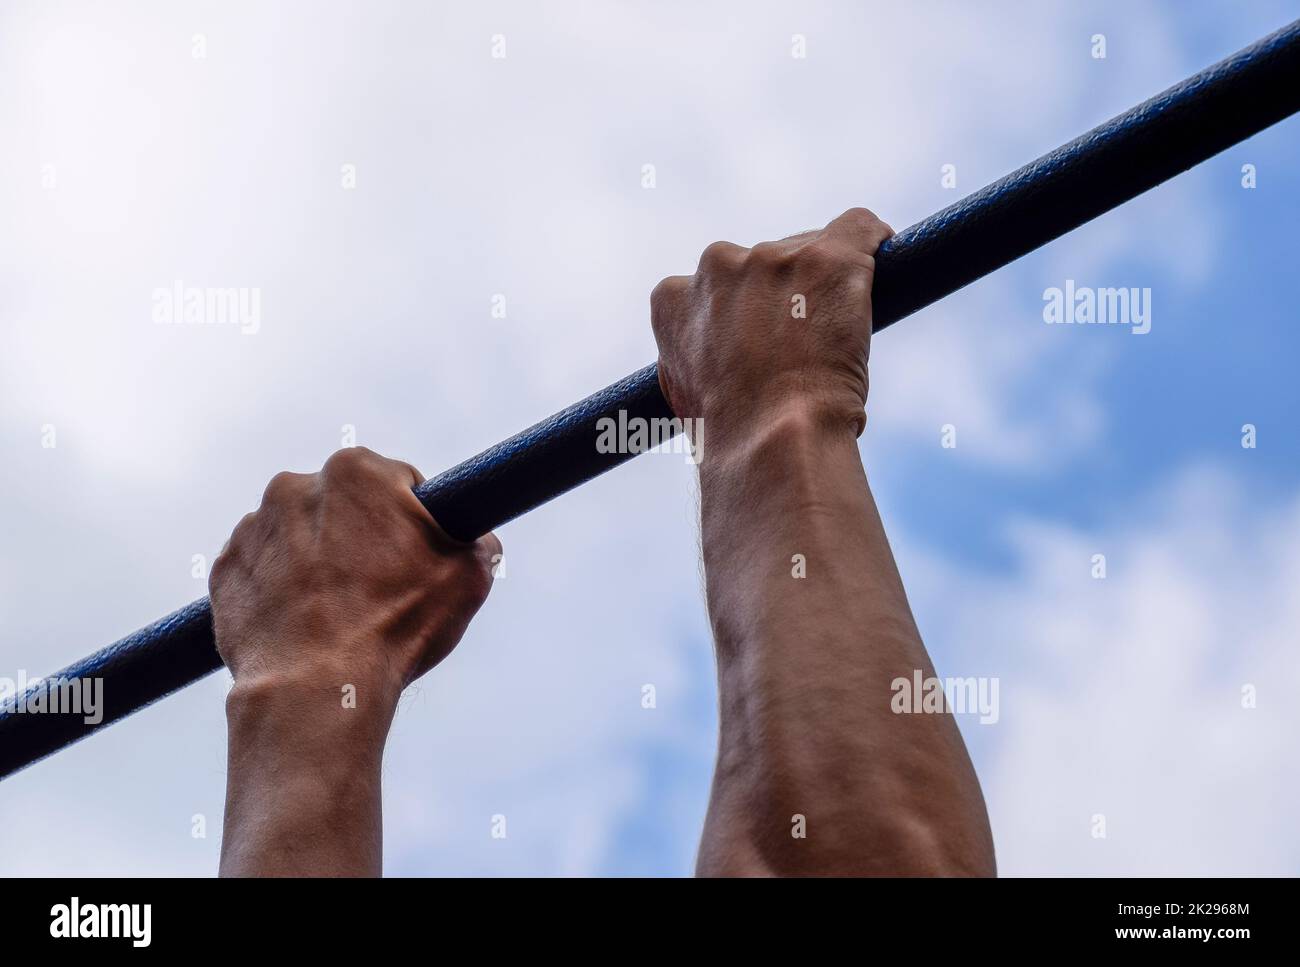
[[650, 207, 893, 448], [210, 446, 501, 713]]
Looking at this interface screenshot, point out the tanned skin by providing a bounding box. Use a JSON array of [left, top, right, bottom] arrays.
[[211, 447, 500, 876], [212, 207, 994, 877], [651, 208, 996, 875]]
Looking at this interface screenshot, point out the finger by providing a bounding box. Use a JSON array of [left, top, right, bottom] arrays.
[[392, 459, 425, 488], [696, 239, 748, 274], [214, 511, 259, 565], [260, 470, 315, 509], [357, 446, 425, 488], [650, 274, 690, 321], [822, 207, 894, 255], [324, 446, 424, 490]]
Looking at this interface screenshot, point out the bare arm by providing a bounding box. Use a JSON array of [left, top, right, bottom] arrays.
[[210, 446, 500, 876], [651, 209, 995, 876]]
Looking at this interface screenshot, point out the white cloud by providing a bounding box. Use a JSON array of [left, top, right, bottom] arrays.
[[901, 465, 1300, 875]]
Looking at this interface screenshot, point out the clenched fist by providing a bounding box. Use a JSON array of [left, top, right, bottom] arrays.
[[650, 207, 893, 449], [210, 446, 501, 711]]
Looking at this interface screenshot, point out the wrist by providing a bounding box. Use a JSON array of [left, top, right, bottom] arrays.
[[698, 396, 862, 475], [225, 663, 398, 764]]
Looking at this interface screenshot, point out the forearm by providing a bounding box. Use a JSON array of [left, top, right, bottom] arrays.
[[219, 674, 395, 877], [696, 406, 995, 876]]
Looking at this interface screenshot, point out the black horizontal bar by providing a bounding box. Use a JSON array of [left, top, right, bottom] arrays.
[[3, 19, 1298, 780]]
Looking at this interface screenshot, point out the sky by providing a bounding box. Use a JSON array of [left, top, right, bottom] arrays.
[[1, 0, 1297, 876]]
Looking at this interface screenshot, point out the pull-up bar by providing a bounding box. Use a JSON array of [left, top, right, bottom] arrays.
[[3, 21, 1298, 780]]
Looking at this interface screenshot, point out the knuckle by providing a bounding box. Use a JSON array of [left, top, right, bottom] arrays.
[[207, 551, 227, 590], [650, 276, 684, 315], [399, 460, 424, 487], [698, 240, 745, 274], [261, 470, 302, 505], [231, 511, 258, 542], [210, 513, 255, 586], [322, 446, 371, 481], [208, 558, 233, 601], [840, 205, 881, 229], [834, 206, 894, 249], [747, 240, 791, 270]]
